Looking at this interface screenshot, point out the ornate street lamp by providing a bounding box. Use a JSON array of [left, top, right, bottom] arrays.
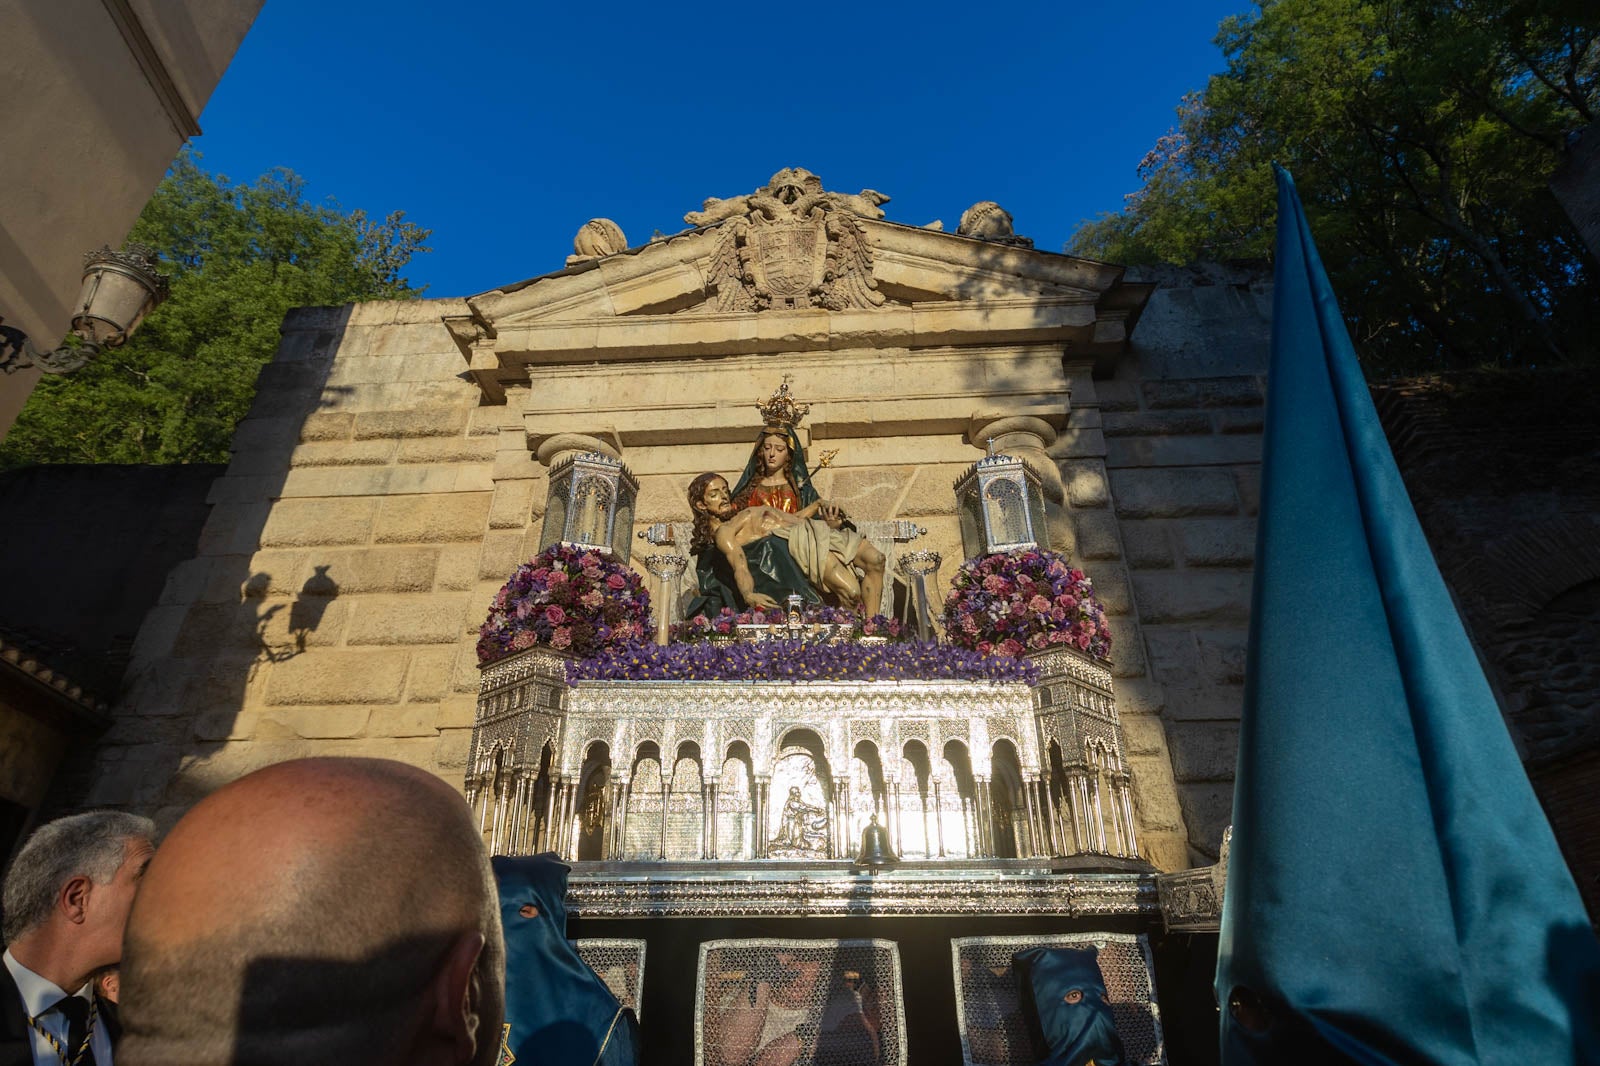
[[0, 244, 170, 375]]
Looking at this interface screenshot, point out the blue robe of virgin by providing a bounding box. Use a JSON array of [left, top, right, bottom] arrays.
[[493, 854, 639, 1066], [728, 424, 821, 508]]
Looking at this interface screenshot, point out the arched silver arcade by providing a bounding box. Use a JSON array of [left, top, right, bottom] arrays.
[[468, 647, 1141, 863]]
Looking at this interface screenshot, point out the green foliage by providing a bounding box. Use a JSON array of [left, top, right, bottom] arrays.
[[1068, 0, 1600, 374], [0, 151, 430, 466]]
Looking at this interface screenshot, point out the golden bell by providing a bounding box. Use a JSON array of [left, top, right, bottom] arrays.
[[853, 814, 898, 867]]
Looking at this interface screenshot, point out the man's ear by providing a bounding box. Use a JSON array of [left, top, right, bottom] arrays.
[[427, 930, 487, 1063], [59, 874, 93, 924]]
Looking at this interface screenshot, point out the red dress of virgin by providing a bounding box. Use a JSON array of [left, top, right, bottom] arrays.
[[733, 481, 802, 514]]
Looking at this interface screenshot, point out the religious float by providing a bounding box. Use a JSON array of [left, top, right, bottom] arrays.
[[461, 174, 1223, 1064]]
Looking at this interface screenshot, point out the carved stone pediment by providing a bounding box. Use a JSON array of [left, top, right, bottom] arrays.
[[692, 168, 887, 312], [463, 221, 1134, 332], [447, 170, 1156, 400]]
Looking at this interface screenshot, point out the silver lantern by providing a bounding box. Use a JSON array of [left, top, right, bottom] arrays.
[[538, 452, 640, 562], [952, 451, 1048, 558]]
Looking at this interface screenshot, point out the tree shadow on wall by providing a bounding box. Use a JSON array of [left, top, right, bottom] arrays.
[[79, 305, 361, 821]]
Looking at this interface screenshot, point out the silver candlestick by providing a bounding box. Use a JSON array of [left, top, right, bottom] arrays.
[[641, 554, 689, 644], [895, 550, 943, 641]]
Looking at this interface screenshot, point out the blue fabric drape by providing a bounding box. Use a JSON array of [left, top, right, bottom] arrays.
[[1013, 945, 1126, 1066], [685, 536, 823, 618], [494, 854, 639, 1066], [1215, 166, 1600, 1065]]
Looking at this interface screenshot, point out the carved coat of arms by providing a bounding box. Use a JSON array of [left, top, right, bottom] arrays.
[[686, 168, 889, 312]]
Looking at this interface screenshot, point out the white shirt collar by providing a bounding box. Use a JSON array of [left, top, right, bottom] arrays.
[[3, 947, 90, 1017]]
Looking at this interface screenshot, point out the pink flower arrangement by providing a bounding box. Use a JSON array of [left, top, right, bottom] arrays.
[[942, 549, 1112, 660], [476, 544, 651, 664]]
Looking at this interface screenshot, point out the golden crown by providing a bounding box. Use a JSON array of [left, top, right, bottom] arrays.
[[754, 381, 811, 428]]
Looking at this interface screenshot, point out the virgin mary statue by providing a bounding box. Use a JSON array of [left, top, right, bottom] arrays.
[[685, 384, 839, 616], [729, 421, 820, 515]]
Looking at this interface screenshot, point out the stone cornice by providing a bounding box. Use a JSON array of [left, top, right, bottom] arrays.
[[450, 214, 1153, 402], [860, 220, 1127, 297], [521, 390, 1070, 452], [476, 296, 1099, 370]]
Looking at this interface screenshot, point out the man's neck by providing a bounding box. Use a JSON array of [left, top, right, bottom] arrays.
[[7, 928, 92, 997]]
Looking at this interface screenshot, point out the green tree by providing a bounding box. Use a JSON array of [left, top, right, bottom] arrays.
[[0, 151, 430, 466], [1070, 0, 1600, 374]]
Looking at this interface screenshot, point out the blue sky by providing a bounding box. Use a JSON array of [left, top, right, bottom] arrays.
[[192, 0, 1249, 298]]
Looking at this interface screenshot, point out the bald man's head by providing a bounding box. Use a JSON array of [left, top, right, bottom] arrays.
[[119, 758, 504, 1066]]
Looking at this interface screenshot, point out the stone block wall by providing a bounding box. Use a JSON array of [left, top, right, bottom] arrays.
[[80, 299, 515, 824], [1055, 267, 1272, 869], [1049, 366, 1264, 870]]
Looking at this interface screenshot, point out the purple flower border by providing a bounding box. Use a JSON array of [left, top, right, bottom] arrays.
[[566, 639, 1039, 685]]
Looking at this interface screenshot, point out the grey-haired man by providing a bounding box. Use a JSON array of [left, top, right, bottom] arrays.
[[1, 812, 156, 1066]]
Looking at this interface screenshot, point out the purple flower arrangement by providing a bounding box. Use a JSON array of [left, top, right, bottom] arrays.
[[943, 549, 1112, 660], [476, 544, 651, 664], [671, 606, 910, 643], [566, 639, 1039, 685]]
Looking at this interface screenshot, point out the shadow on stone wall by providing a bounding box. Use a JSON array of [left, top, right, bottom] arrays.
[[243, 565, 341, 664], [54, 304, 361, 819], [1375, 368, 1600, 917]]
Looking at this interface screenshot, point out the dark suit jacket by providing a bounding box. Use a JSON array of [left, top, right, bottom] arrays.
[[0, 964, 33, 1066], [0, 964, 119, 1066]]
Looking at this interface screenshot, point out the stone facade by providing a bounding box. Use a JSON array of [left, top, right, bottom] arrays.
[[1061, 264, 1273, 867], [82, 300, 499, 819], [79, 177, 1288, 874]]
